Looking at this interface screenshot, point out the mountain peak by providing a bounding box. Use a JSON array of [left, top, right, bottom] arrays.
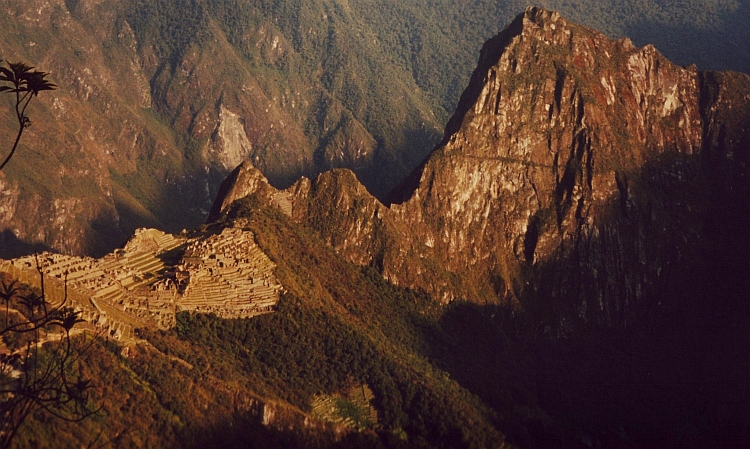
[[207, 161, 273, 222], [521, 6, 563, 27], [296, 7, 749, 313]]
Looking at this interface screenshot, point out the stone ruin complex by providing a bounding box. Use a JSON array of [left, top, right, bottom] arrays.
[[0, 226, 283, 342]]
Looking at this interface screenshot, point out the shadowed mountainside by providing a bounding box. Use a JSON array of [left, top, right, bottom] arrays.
[[1, 0, 749, 257], [207, 10, 750, 445], [3, 6, 749, 447]]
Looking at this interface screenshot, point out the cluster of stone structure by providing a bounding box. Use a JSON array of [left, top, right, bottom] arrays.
[[0, 226, 283, 342], [167, 227, 280, 317], [311, 384, 379, 430]]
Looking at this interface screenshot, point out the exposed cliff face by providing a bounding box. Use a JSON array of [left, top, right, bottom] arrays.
[[0, 0, 444, 258], [234, 7, 749, 328], [207, 161, 277, 222], [3, 0, 747, 260], [389, 7, 712, 319], [290, 169, 405, 269], [164, 9, 750, 444]]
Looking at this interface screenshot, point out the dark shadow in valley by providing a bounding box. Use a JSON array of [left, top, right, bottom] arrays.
[[0, 229, 54, 259], [358, 125, 443, 202], [429, 140, 750, 448]]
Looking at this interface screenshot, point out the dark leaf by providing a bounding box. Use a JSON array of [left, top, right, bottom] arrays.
[[52, 308, 85, 331], [19, 70, 56, 95], [19, 292, 46, 313], [0, 67, 14, 81]]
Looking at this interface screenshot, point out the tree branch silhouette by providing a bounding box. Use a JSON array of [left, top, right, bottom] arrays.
[[0, 60, 97, 448], [0, 60, 56, 171], [0, 263, 100, 449]]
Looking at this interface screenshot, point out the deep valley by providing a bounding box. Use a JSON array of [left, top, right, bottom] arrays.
[[0, 2, 749, 448]]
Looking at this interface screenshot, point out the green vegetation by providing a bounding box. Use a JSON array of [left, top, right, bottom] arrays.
[[0, 62, 99, 449], [120, 0, 750, 198], [3, 0, 749, 257], [204, 197, 503, 446], [3, 2, 749, 447], [9, 199, 504, 448], [9, 159, 748, 448], [0, 274, 96, 449]]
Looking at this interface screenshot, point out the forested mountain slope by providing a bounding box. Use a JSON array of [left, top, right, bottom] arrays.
[[2, 5, 748, 448], [15, 183, 746, 448], [12, 199, 508, 449], [212, 8, 750, 445], [0, 0, 748, 258]]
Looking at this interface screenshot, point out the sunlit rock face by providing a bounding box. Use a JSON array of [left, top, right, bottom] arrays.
[[271, 7, 748, 326], [389, 7, 711, 317], [211, 7, 749, 328], [0, 0, 445, 258], [207, 162, 275, 222]]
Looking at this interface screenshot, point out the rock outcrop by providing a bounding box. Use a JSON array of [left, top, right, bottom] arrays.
[[4, 1, 748, 260], [208, 162, 276, 222], [384, 6, 717, 322], [214, 7, 749, 329], [0, 0, 448, 258]]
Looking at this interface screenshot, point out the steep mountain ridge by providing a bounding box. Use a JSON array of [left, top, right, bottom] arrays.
[[385, 6, 713, 316], [204, 10, 750, 445], [213, 7, 750, 327], [0, 0, 443, 257], [2, 0, 749, 258], [2, 6, 748, 446]]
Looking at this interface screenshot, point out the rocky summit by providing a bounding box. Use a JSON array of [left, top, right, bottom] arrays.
[[201, 8, 750, 445], [2, 5, 749, 449], [226, 6, 750, 325], [2, 0, 749, 259]]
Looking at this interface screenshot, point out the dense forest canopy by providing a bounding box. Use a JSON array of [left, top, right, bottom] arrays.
[[1, 3, 748, 447]]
